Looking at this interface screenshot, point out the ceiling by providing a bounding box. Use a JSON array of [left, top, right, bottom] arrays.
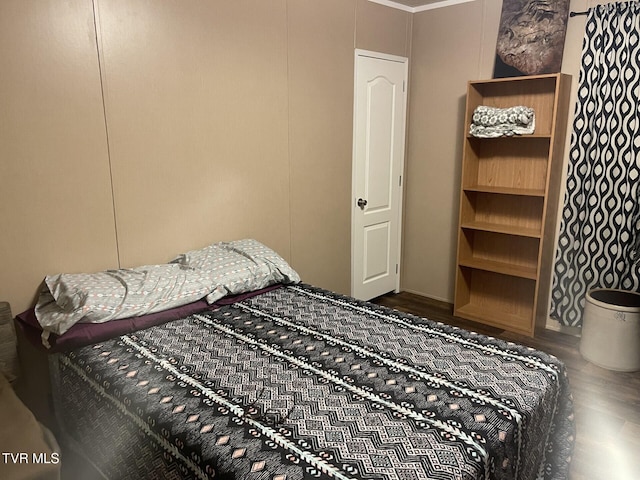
[[368, 0, 473, 13], [387, 0, 443, 6]]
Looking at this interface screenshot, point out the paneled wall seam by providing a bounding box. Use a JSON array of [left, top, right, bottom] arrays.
[[476, 0, 488, 78], [285, 1, 293, 263], [91, 0, 121, 268], [400, 11, 413, 290], [354, 0, 359, 49]]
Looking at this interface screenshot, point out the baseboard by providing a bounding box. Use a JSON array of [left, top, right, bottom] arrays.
[[398, 288, 452, 306], [544, 317, 581, 337]]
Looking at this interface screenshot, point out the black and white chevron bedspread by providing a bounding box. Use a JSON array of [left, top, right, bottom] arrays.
[[51, 284, 574, 480]]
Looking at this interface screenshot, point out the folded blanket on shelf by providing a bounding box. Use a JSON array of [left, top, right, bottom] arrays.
[[470, 105, 535, 137]]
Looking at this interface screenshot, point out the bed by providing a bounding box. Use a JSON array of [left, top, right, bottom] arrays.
[[17, 240, 574, 480]]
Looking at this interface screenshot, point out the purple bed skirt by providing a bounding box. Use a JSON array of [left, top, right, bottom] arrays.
[[15, 284, 282, 352]]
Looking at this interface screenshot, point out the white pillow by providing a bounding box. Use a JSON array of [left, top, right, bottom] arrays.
[[36, 263, 215, 336], [171, 239, 300, 303]]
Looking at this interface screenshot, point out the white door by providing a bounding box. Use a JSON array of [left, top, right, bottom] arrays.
[[351, 50, 408, 301]]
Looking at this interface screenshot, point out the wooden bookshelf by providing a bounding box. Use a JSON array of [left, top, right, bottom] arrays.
[[453, 73, 572, 336]]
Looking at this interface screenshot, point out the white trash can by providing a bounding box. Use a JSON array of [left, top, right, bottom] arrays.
[[580, 288, 640, 372]]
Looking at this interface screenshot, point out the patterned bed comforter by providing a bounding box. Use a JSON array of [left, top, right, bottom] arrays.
[[51, 284, 574, 480]]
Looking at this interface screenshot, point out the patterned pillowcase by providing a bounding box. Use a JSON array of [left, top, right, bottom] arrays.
[[36, 264, 216, 336], [171, 239, 300, 303], [35, 239, 300, 339]]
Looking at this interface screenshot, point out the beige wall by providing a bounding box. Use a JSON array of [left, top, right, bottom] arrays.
[[400, 0, 596, 328], [289, 0, 411, 292], [402, 1, 495, 302], [3, 0, 596, 325], [0, 0, 411, 315], [0, 0, 119, 313], [97, 0, 292, 268]]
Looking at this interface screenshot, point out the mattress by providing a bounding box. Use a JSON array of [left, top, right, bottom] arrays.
[[50, 284, 574, 480]]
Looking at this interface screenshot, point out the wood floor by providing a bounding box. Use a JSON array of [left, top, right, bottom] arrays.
[[372, 291, 640, 480]]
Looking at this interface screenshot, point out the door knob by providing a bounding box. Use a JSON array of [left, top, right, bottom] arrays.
[[357, 198, 368, 210]]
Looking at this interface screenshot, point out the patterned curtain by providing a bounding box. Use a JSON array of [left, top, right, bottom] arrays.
[[550, 2, 640, 327]]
